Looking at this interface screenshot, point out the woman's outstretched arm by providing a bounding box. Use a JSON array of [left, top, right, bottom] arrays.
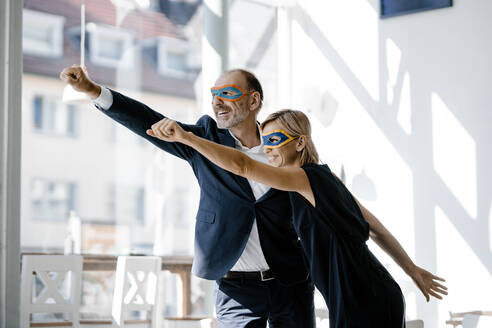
[[354, 197, 448, 301], [146, 118, 315, 205]]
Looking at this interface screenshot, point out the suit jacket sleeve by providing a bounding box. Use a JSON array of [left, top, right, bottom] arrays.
[[95, 89, 207, 161]]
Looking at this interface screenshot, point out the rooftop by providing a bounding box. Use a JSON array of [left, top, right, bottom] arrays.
[[23, 0, 200, 99]]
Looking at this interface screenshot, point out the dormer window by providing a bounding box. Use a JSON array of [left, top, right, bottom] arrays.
[[157, 36, 190, 78], [23, 9, 65, 58], [87, 23, 134, 68]]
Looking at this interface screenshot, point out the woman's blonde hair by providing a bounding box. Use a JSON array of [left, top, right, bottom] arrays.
[[260, 109, 319, 166]]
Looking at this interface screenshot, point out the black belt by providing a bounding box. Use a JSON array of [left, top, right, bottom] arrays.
[[223, 269, 275, 281]]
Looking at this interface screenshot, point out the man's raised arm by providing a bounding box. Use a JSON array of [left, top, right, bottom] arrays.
[[60, 66, 204, 161]]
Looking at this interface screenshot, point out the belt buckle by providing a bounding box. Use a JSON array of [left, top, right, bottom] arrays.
[[260, 270, 274, 281]]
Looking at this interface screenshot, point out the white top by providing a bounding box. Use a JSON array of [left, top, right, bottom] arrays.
[[93, 87, 271, 271]]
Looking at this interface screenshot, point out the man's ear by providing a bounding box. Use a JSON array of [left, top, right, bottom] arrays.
[[296, 135, 307, 152], [250, 91, 261, 112]]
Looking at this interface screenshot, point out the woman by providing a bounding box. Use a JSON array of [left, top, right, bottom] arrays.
[[146, 110, 447, 327]]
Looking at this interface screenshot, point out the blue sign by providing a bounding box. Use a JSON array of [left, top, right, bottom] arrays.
[[381, 0, 452, 18]]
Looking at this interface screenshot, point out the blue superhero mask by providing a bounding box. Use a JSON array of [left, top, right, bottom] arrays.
[[210, 84, 252, 102], [262, 129, 297, 149]]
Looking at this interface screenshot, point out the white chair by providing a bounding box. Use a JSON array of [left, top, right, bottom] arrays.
[[406, 319, 424, 328], [20, 255, 83, 328], [112, 256, 162, 328], [462, 314, 492, 328], [200, 318, 217, 328]]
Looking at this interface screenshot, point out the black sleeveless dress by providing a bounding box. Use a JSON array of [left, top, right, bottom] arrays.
[[289, 163, 405, 328]]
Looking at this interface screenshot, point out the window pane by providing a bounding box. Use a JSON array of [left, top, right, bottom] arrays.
[[33, 95, 43, 128], [24, 25, 53, 44], [167, 51, 187, 72], [22, 0, 204, 319], [67, 105, 77, 135], [31, 94, 76, 135], [31, 179, 76, 220], [23, 9, 64, 57], [97, 37, 124, 61]]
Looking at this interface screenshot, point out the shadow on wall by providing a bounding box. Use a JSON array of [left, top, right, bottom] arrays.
[[290, 1, 492, 327]]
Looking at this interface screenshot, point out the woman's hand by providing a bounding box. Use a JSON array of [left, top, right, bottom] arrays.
[[409, 265, 448, 302], [146, 118, 188, 142]]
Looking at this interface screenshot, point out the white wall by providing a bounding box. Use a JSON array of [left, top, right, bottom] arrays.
[[287, 0, 492, 326]]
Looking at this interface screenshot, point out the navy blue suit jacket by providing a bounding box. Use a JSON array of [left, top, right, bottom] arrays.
[[97, 90, 309, 285]]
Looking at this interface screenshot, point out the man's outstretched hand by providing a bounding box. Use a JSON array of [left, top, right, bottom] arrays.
[[59, 65, 101, 99]]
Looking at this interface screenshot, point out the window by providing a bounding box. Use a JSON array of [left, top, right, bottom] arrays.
[[21, 0, 203, 319], [23, 9, 65, 58], [31, 179, 77, 221], [108, 185, 146, 224], [32, 95, 77, 136], [108, 120, 146, 145], [167, 51, 188, 72], [157, 36, 190, 78], [87, 23, 134, 67]]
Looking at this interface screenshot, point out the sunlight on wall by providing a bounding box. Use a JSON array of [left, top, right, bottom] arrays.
[[432, 92, 477, 218], [386, 38, 402, 105], [229, 0, 273, 68], [290, 19, 344, 137], [290, 13, 416, 274], [386, 39, 411, 134], [396, 72, 412, 135], [284, 1, 490, 326], [298, 0, 379, 101], [405, 291, 418, 320], [435, 206, 492, 327]]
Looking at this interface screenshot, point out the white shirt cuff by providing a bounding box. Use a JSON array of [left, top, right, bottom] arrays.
[[93, 86, 113, 110]]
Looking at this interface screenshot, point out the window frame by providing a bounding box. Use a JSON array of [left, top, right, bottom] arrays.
[[30, 177, 78, 221], [0, 0, 22, 326], [87, 23, 134, 68], [108, 183, 146, 225], [31, 93, 79, 137], [22, 9, 65, 58], [157, 36, 191, 78]]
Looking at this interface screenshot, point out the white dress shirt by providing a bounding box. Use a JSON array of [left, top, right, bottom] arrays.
[[94, 86, 113, 110], [93, 87, 270, 271], [227, 130, 271, 272]]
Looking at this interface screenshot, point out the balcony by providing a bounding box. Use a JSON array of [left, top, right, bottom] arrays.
[[21, 253, 213, 328]]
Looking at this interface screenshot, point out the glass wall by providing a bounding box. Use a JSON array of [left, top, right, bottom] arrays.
[[21, 0, 204, 320]]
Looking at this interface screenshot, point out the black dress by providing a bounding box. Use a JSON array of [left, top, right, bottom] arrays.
[[289, 163, 405, 328]]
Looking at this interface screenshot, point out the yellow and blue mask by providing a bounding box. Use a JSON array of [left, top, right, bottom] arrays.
[[262, 129, 297, 149], [210, 84, 252, 102]]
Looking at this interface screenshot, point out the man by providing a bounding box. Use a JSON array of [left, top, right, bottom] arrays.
[[60, 66, 315, 327]]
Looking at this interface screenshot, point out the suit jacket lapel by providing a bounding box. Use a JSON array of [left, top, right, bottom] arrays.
[[217, 128, 236, 148]]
